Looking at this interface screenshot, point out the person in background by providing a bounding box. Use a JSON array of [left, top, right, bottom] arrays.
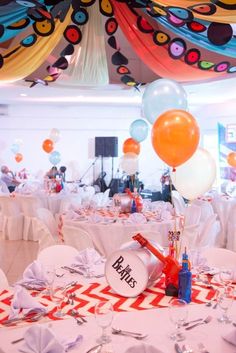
[[0, 165, 20, 193], [45, 166, 60, 179], [59, 166, 66, 182]]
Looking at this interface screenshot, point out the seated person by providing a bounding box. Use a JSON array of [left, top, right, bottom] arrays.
[[45, 166, 60, 179], [59, 166, 66, 182], [0, 165, 20, 193]]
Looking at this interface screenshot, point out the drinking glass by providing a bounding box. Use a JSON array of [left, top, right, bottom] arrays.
[[217, 286, 234, 324], [50, 279, 67, 318], [95, 301, 114, 344], [169, 299, 188, 341], [44, 266, 55, 295], [111, 199, 121, 222], [219, 268, 233, 290]]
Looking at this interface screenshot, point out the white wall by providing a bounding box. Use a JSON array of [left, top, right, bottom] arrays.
[[0, 95, 235, 189]]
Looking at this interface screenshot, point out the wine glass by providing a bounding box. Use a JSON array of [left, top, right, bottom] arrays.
[[217, 286, 234, 324], [219, 268, 233, 290], [44, 266, 55, 295], [50, 279, 67, 318], [95, 301, 114, 344], [169, 299, 188, 341]]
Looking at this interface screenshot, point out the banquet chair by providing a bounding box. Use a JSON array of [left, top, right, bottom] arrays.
[[62, 225, 95, 251], [0, 195, 24, 240], [197, 214, 220, 248], [226, 203, 236, 252], [0, 268, 9, 289], [192, 199, 214, 223], [37, 244, 79, 268], [0, 180, 9, 194], [171, 190, 186, 215], [37, 207, 58, 241], [142, 231, 166, 247], [17, 195, 43, 241], [184, 204, 201, 227], [201, 247, 236, 268], [35, 217, 56, 253]]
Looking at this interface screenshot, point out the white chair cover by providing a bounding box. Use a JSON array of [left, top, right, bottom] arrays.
[[0, 195, 23, 240], [171, 190, 186, 215], [17, 195, 43, 241], [34, 218, 56, 253], [37, 208, 58, 239], [226, 203, 236, 252], [184, 204, 201, 227], [198, 214, 220, 248], [0, 180, 9, 194], [62, 225, 94, 251], [37, 245, 79, 268], [0, 268, 9, 289]]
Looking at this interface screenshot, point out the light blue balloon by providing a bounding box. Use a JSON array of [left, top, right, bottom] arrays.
[[142, 79, 188, 124], [10, 143, 20, 154], [49, 151, 61, 165], [129, 119, 149, 142]]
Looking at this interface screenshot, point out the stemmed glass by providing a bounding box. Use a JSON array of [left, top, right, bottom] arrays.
[[219, 268, 233, 291], [112, 198, 121, 222], [217, 286, 234, 324], [50, 278, 67, 318], [169, 299, 188, 342], [95, 301, 114, 344]]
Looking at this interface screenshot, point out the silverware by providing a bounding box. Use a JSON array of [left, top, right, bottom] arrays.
[[112, 327, 143, 336], [86, 344, 103, 353], [2, 312, 45, 326], [61, 266, 84, 275], [174, 343, 183, 353], [183, 318, 203, 326], [198, 342, 210, 353], [112, 328, 147, 340], [185, 316, 212, 330], [11, 337, 24, 344], [182, 344, 194, 353]]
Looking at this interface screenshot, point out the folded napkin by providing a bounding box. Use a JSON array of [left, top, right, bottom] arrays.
[[72, 248, 105, 277], [8, 285, 47, 319], [160, 210, 172, 220], [19, 324, 83, 353], [16, 261, 48, 289], [127, 213, 147, 224], [222, 328, 236, 346], [125, 344, 164, 353], [87, 214, 104, 223]]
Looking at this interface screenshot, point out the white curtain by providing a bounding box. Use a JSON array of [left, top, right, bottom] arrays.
[[57, 2, 109, 86]]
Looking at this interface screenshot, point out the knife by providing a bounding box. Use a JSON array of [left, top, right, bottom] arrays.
[[61, 266, 84, 275], [174, 343, 183, 353]]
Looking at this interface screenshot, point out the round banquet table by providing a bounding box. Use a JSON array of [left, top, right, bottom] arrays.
[[62, 217, 175, 257]]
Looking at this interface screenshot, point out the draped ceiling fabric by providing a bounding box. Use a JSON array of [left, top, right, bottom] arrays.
[[57, 1, 109, 86], [0, 0, 235, 87]]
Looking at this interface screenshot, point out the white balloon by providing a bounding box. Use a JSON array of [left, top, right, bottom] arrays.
[[49, 128, 60, 143], [120, 152, 139, 175], [171, 147, 216, 200]]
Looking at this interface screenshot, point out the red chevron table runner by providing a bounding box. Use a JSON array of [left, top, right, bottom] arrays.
[[0, 277, 228, 324]]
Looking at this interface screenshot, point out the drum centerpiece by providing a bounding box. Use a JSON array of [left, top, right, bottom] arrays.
[[105, 240, 164, 297]]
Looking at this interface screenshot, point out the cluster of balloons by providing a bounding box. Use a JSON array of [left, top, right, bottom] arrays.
[[42, 128, 61, 165], [142, 78, 216, 199], [10, 139, 23, 163], [120, 118, 149, 175]]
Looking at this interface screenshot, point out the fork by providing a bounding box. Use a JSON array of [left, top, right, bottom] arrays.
[[198, 342, 210, 353], [185, 316, 212, 330], [112, 328, 147, 340]]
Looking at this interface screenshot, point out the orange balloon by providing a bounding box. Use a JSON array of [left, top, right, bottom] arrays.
[[15, 153, 23, 163], [42, 139, 54, 153], [123, 138, 140, 155], [227, 152, 236, 167], [152, 109, 200, 168]]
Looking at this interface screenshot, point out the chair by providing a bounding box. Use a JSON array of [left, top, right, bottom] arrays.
[[171, 190, 186, 215], [197, 214, 220, 248], [37, 244, 79, 268], [0, 195, 24, 240], [226, 203, 236, 252], [37, 208, 58, 240], [201, 247, 236, 268], [34, 217, 56, 253], [0, 268, 9, 289], [0, 180, 9, 194], [184, 204, 201, 227], [62, 225, 95, 251]]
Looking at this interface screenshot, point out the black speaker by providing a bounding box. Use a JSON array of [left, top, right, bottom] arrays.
[[95, 137, 118, 157]]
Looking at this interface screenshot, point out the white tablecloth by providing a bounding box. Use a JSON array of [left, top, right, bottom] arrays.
[[62, 218, 175, 257], [0, 302, 236, 353]]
